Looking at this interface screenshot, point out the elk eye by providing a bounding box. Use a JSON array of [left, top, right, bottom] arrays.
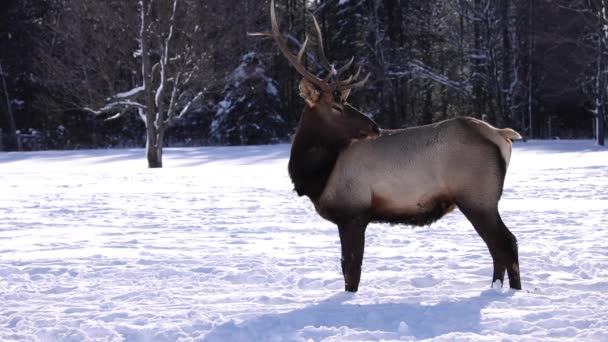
[[332, 104, 343, 113]]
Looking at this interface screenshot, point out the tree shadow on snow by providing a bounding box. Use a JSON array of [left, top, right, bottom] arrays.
[[169, 144, 290, 167], [0, 149, 144, 164], [202, 289, 514, 341], [0, 145, 290, 166]]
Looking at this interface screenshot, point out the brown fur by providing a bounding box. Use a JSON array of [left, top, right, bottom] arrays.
[[256, 0, 522, 293], [371, 193, 456, 226], [291, 116, 522, 292]]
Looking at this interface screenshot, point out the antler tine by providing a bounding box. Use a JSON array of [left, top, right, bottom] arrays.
[[336, 66, 361, 87], [250, 0, 370, 92], [352, 65, 362, 80], [336, 57, 355, 78], [312, 14, 335, 75], [320, 60, 367, 90], [297, 35, 309, 64], [337, 75, 354, 86], [337, 72, 371, 91], [257, 0, 330, 91]]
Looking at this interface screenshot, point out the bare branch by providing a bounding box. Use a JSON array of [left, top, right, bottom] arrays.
[[151, 62, 160, 81], [107, 85, 145, 101], [137, 107, 147, 124], [182, 65, 199, 86], [176, 91, 203, 120], [104, 107, 130, 121], [389, 60, 472, 96], [84, 100, 147, 115], [155, 0, 179, 118], [165, 72, 182, 127]]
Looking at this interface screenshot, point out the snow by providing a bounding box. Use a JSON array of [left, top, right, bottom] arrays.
[[266, 82, 278, 96], [227, 52, 278, 93], [1, 140, 607, 341], [11, 99, 25, 107]]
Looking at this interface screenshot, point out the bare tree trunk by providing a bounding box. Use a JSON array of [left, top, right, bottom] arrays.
[[601, 108, 607, 146], [0, 62, 21, 151], [420, 1, 434, 125], [140, 0, 162, 168], [596, 57, 606, 146], [472, 0, 485, 119], [366, 0, 398, 127], [421, 84, 433, 124], [596, 0, 606, 145], [500, 0, 512, 127], [527, 0, 534, 139]]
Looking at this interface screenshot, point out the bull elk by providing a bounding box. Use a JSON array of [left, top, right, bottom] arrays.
[[251, 0, 522, 292]]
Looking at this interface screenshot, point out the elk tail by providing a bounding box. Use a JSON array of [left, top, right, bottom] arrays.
[[469, 118, 521, 169], [497, 128, 523, 141]]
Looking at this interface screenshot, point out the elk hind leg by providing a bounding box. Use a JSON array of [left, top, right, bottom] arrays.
[[458, 204, 521, 290]]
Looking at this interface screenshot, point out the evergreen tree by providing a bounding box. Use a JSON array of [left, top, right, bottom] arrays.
[[211, 53, 288, 145]]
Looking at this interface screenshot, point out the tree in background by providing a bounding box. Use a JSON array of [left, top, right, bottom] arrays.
[[84, 0, 204, 167], [210, 53, 287, 145], [0, 62, 20, 151], [2, 0, 607, 150], [34, 0, 142, 148], [565, 0, 608, 145], [0, 0, 50, 151], [590, 0, 608, 145]]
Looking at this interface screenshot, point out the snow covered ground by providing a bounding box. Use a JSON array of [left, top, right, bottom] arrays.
[[1, 140, 607, 341]]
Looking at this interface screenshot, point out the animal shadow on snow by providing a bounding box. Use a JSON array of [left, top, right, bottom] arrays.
[[202, 289, 514, 341]]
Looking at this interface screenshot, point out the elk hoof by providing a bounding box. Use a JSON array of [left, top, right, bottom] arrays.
[[345, 284, 359, 292], [510, 281, 522, 290]]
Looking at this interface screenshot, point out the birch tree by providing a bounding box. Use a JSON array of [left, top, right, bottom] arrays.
[[590, 0, 607, 145], [86, 0, 203, 167]]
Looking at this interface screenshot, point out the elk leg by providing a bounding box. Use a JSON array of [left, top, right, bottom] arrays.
[[496, 214, 521, 289], [338, 219, 368, 292], [458, 205, 521, 290]]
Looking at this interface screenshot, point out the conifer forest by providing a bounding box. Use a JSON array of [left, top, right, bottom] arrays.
[[1, 0, 607, 152]]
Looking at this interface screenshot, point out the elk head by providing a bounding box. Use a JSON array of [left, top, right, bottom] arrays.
[[249, 0, 379, 148]]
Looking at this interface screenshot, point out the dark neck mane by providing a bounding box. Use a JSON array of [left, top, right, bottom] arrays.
[[287, 121, 346, 201]]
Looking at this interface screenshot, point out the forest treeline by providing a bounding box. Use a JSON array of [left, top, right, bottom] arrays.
[[1, 0, 607, 152]]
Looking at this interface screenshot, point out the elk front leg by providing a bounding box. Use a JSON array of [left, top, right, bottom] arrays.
[[338, 219, 368, 292]]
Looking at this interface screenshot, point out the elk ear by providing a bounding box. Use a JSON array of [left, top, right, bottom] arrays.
[[340, 88, 352, 102], [299, 79, 320, 108]]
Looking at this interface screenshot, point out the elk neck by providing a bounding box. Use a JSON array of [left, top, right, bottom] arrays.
[[287, 109, 349, 201]]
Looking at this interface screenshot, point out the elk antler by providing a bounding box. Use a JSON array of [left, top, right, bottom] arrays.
[[337, 66, 370, 91], [311, 14, 335, 79], [312, 15, 363, 85], [248, 0, 369, 92], [248, 0, 331, 91]]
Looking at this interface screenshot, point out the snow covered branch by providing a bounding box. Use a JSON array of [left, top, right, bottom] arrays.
[[103, 108, 129, 121], [389, 61, 472, 96], [176, 91, 203, 120], [84, 100, 147, 116], [107, 86, 145, 101]]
